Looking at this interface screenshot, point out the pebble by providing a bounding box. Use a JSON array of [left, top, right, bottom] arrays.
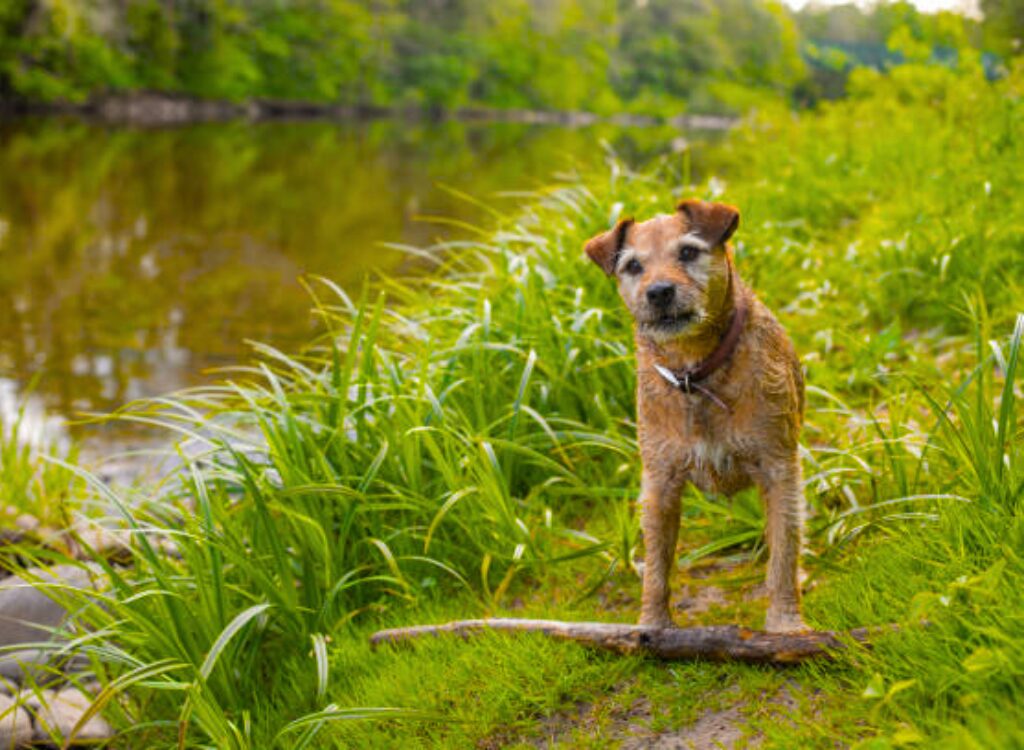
[[0, 693, 33, 747], [72, 524, 132, 563], [0, 565, 97, 684], [13, 514, 39, 532], [0, 523, 182, 747], [26, 687, 113, 743], [0, 566, 114, 746]]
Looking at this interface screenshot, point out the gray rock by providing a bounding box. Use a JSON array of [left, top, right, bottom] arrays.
[[0, 565, 97, 684], [0, 692, 33, 747], [27, 686, 114, 744]]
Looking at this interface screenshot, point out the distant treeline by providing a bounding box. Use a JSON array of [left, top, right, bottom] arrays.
[[795, 1, 1017, 99], [0, 0, 1010, 115]]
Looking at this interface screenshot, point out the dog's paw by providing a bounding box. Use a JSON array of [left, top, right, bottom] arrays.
[[764, 611, 808, 634]]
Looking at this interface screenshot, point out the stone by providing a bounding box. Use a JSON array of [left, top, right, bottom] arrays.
[[13, 514, 39, 532], [0, 692, 33, 748], [73, 524, 181, 563], [27, 687, 114, 744], [0, 565, 97, 684], [72, 525, 132, 563]]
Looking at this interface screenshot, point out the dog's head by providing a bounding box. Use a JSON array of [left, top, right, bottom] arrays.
[[584, 199, 739, 342]]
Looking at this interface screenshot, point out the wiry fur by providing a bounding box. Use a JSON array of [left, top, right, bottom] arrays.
[[585, 199, 807, 633]]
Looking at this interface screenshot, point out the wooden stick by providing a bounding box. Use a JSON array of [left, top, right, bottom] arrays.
[[369, 618, 892, 664]]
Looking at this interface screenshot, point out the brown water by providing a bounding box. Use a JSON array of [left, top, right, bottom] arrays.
[[0, 116, 701, 465]]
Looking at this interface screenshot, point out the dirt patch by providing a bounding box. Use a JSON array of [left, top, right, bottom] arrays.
[[622, 703, 746, 749], [502, 682, 805, 749], [673, 584, 729, 617], [516, 691, 652, 749], [621, 685, 802, 750], [685, 557, 744, 580]]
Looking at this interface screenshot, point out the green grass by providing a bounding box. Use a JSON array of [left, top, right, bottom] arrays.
[[8, 55, 1024, 747], [0, 399, 83, 534]]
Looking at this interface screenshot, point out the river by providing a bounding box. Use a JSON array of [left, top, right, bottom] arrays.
[[0, 116, 711, 473]]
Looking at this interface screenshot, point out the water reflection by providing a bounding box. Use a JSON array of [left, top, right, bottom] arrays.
[[0, 116, 700, 454], [0, 377, 69, 452]]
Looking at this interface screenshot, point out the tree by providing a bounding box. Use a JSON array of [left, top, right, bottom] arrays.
[[981, 0, 1024, 56]]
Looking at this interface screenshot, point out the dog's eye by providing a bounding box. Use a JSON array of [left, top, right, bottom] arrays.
[[679, 244, 701, 263], [624, 258, 643, 275]]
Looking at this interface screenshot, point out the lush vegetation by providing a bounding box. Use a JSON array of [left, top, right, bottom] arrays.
[[0, 0, 986, 115], [980, 0, 1024, 56], [0, 407, 81, 531], [6, 41, 1023, 746], [0, 0, 801, 112], [794, 1, 989, 99]]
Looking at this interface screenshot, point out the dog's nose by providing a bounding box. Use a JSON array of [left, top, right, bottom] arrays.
[[646, 282, 676, 308]]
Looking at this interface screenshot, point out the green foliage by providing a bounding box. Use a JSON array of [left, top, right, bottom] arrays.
[[806, 319, 1024, 745], [20, 168, 643, 745], [794, 1, 983, 100], [981, 0, 1024, 57], [609, 0, 806, 114], [3, 0, 1011, 113], [0, 400, 82, 531], [0, 0, 806, 114]]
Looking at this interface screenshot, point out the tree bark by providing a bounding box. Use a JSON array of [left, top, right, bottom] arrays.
[[369, 619, 892, 664]]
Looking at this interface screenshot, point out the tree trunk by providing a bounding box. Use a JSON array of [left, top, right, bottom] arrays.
[[369, 618, 892, 664]]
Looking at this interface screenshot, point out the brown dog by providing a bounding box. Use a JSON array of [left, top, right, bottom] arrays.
[[585, 199, 806, 633]]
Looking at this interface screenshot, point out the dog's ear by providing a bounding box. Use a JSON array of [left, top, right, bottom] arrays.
[[584, 217, 633, 276], [677, 199, 739, 247]]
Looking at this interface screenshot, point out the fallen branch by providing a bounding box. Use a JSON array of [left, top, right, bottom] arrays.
[[370, 619, 895, 664]]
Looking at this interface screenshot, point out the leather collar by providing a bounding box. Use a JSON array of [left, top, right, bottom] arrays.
[[653, 296, 748, 410]]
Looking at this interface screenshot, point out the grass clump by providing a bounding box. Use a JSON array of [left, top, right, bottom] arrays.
[[28, 171, 649, 747], [22, 55, 1024, 747], [0, 401, 83, 535]]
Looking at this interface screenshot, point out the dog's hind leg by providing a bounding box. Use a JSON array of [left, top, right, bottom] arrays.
[[638, 469, 684, 628], [757, 453, 807, 633]]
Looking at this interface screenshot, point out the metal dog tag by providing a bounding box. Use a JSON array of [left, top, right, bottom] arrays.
[[653, 363, 681, 388]]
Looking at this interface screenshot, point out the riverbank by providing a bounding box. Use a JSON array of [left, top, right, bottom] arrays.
[[0, 91, 736, 129], [4, 58, 1024, 747]]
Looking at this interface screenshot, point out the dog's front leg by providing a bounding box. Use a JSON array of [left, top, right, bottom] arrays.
[[638, 469, 684, 628], [757, 453, 806, 633]]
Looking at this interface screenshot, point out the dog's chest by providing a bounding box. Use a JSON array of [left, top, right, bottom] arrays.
[[686, 434, 732, 473], [680, 405, 748, 492], [639, 381, 752, 494]]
